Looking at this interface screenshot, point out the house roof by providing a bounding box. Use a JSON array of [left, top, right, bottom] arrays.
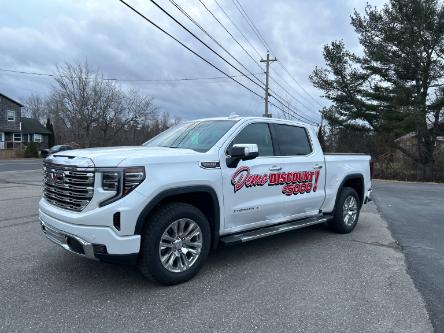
[[395, 119, 444, 142], [0, 93, 24, 107], [21, 117, 51, 134]]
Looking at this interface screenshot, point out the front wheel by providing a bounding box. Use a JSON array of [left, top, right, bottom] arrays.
[[328, 187, 360, 234], [138, 202, 211, 285]]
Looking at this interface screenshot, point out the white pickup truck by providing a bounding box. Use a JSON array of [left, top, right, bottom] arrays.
[[39, 116, 372, 285]]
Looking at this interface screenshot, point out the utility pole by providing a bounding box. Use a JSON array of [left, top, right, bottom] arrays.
[[260, 51, 277, 118]]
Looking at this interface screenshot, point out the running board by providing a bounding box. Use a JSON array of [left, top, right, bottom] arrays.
[[220, 215, 332, 245]]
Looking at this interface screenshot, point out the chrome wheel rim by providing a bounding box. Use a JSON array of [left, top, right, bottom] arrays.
[[159, 218, 203, 273], [343, 195, 358, 226]]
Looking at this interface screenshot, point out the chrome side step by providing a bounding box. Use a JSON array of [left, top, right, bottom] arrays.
[[220, 215, 333, 245]]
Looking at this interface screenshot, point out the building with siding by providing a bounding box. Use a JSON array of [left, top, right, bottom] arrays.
[[0, 93, 50, 150]]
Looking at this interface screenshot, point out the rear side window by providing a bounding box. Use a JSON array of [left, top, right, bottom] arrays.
[[228, 123, 274, 157], [273, 124, 312, 156]]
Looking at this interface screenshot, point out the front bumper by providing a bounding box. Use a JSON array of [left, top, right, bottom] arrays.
[[39, 208, 140, 263]]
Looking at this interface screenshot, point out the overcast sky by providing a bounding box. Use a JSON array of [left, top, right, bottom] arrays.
[[0, 0, 386, 123]]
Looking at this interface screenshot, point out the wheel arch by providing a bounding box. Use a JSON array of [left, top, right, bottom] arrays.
[[135, 186, 221, 249], [333, 174, 365, 211]]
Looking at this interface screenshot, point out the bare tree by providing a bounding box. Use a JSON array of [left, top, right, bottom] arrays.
[[49, 61, 161, 147], [23, 94, 47, 123]]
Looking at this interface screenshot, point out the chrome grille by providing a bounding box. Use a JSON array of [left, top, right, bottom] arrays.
[[43, 162, 95, 212]]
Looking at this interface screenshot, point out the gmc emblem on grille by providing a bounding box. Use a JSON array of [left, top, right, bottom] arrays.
[[48, 170, 64, 185]]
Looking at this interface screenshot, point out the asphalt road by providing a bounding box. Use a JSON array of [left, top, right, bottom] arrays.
[[0, 170, 432, 332], [0, 159, 43, 172], [373, 180, 444, 332]]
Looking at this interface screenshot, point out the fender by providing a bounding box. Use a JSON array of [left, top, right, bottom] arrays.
[[332, 173, 365, 212], [134, 186, 221, 248]]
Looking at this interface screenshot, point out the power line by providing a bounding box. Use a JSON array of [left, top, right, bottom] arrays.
[[278, 63, 324, 108], [269, 94, 319, 125], [269, 99, 318, 125], [119, 1, 318, 125], [167, 0, 264, 89], [268, 85, 320, 124], [196, 0, 262, 72], [212, 0, 262, 59], [194, 0, 318, 123], [0, 67, 263, 83], [230, 0, 270, 52], [148, 0, 264, 92], [144, 0, 319, 124], [269, 75, 319, 117], [226, 0, 324, 110], [118, 0, 263, 99]]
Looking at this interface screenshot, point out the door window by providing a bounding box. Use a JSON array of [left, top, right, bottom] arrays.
[[273, 124, 312, 156], [228, 123, 274, 157]]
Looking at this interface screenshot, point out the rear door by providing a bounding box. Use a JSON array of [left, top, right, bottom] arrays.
[[269, 123, 326, 218]]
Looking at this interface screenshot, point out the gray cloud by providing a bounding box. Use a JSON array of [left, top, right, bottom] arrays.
[[0, 0, 387, 122]]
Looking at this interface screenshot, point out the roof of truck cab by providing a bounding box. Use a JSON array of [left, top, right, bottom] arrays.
[[190, 116, 315, 128]]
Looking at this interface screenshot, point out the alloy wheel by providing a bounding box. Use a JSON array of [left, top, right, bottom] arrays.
[[343, 195, 358, 226], [158, 218, 203, 273]]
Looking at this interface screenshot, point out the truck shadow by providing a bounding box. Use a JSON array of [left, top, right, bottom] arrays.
[[42, 222, 332, 290]]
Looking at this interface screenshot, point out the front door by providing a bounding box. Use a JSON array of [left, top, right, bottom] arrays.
[[221, 122, 288, 233]]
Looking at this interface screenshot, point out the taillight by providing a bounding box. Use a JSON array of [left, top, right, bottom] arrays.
[[369, 159, 374, 179]]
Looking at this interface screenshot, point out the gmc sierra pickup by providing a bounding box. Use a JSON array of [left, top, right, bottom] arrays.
[[39, 116, 372, 285]]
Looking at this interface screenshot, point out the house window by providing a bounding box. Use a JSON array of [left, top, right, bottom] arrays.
[[34, 134, 42, 143], [13, 133, 22, 142], [7, 110, 15, 121]]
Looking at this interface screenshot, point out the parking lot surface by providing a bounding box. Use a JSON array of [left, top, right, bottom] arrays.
[[0, 169, 432, 332], [0, 159, 42, 172], [373, 180, 444, 332]]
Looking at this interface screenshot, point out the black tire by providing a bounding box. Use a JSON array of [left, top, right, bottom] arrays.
[[328, 187, 361, 234], [138, 202, 211, 285]]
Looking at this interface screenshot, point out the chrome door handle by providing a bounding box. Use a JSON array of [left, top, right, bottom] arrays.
[[314, 164, 323, 170], [269, 165, 282, 172]]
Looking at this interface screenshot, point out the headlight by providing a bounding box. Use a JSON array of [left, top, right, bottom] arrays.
[[99, 167, 145, 207], [123, 167, 146, 195]]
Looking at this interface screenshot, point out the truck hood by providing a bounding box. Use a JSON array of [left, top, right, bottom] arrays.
[[51, 146, 206, 167]]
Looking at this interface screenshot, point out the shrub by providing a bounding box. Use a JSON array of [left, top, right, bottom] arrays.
[[24, 143, 39, 158]]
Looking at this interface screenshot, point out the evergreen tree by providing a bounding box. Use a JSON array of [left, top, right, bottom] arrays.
[[45, 118, 55, 147], [311, 0, 444, 180]]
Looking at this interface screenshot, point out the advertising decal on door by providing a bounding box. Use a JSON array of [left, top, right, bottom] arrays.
[[231, 166, 321, 196]]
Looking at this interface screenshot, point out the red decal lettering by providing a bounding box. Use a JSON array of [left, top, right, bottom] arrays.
[[313, 170, 320, 192], [306, 182, 313, 193], [231, 166, 250, 192], [269, 173, 279, 185], [282, 184, 293, 196]]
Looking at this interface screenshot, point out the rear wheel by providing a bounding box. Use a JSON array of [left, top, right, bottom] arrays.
[[328, 187, 360, 234], [138, 202, 211, 285]]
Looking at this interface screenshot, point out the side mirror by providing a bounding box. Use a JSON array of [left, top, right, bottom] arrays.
[[227, 144, 259, 168]]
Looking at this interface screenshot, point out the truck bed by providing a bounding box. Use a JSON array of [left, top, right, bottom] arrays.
[[321, 154, 371, 213]]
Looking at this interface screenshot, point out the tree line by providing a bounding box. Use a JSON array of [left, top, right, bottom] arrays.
[[24, 62, 178, 148], [311, 0, 444, 181]]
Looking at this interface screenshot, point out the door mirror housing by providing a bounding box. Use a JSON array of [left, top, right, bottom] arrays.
[[227, 144, 259, 168]]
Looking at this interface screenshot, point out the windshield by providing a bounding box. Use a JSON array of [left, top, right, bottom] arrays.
[[49, 145, 61, 153], [143, 120, 237, 152]]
